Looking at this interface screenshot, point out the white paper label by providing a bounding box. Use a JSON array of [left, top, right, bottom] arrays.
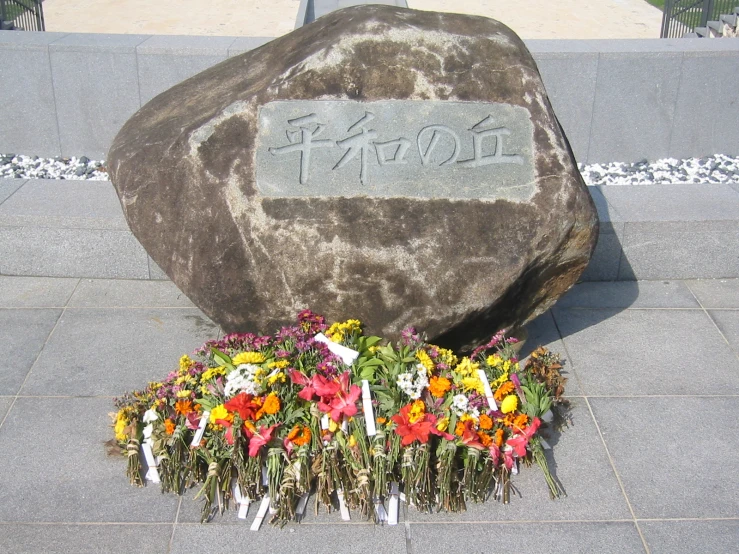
[[321, 414, 330, 430], [387, 482, 399, 525], [250, 496, 271, 531], [141, 443, 160, 483], [361, 380, 377, 437], [191, 411, 210, 447], [374, 500, 388, 523], [262, 465, 269, 486], [232, 481, 250, 519], [539, 437, 551, 450], [511, 459, 518, 475], [477, 369, 498, 411], [315, 333, 360, 366], [337, 489, 351, 521]]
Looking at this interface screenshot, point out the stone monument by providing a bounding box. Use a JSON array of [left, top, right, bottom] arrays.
[[108, 5, 599, 352]]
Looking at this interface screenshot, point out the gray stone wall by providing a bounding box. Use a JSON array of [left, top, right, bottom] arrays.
[[1, 32, 738, 162]]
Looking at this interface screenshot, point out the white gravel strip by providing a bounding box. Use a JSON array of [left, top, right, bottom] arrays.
[[2, 153, 739, 185]]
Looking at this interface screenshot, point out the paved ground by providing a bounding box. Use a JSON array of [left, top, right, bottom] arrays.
[[42, 0, 664, 39], [0, 275, 738, 552]]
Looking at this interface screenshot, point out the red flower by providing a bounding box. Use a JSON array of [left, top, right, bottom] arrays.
[[506, 417, 541, 457], [244, 424, 278, 457], [224, 392, 260, 421], [391, 403, 453, 446], [290, 370, 318, 401], [457, 420, 485, 450], [315, 372, 361, 422]]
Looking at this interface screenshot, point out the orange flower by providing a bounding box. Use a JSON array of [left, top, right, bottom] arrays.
[[286, 424, 312, 446], [494, 428, 504, 447], [428, 376, 452, 398], [479, 413, 493, 430], [454, 421, 465, 437], [502, 414, 516, 427], [376, 417, 387, 425], [477, 431, 493, 447], [262, 393, 281, 415], [164, 419, 176, 435], [175, 399, 193, 416], [494, 381, 515, 401], [513, 414, 529, 429]]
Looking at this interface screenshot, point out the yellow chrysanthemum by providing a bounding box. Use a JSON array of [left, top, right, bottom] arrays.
[[267, 360, 290, 369], [176, 389, 192, 398], [179, 354, 194, 372], [415, 350, 435, 374], [454, 357, 480, 377], [437, 347, 458, 368], [209, 404, 229, 424], [201, 366, 226, 381], [268, 371, 286, 385], [232, 351, 265, 365], [461, 375, 485, 395], [500, 394, 518, 414], [114, 411, 128, 441], [326, 319, 362, 342], [487, 354, 503, 367]]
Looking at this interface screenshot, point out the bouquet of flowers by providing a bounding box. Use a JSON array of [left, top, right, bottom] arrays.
[[111, 311, 568, 527]]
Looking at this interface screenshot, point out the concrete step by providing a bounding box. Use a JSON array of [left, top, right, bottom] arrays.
[[2, 178, 739, 282], [694, 26, 710, 37], [721, 13, 738, 27], [707, 21, 724, 35]]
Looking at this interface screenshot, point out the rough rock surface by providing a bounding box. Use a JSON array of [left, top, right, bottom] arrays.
[[108, 5, 598, 352]]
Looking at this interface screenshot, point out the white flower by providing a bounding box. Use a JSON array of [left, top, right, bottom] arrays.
[[143, 408, 159, 423], [451, 394, 469, 417]]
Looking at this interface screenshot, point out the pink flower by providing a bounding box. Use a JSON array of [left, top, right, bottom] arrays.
[[316, 372, 360, 422], [506, 417, 541, 457], [245, 424, 278, 457]]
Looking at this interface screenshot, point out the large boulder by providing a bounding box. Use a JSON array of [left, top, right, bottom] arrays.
[[108, 5, 598, 352]]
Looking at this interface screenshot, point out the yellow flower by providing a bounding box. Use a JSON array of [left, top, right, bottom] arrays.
[[201, 366, 226, 381], [407, 400, 426, 424], [503, 360, 512, 372], [436, 347, 458, 368], [179, 355, 194, 372], [454, 357, 480, 377], [267, 360, 290, 369], [436, 417, 449, 433], [500, 395, 518, 414], [415, 350, 434, 374], [348, 435, 357, 448], [460, 413, 478, 427], [232, 351, 265, 365], [326, 319, 362, 342], [268, 371, 286, 385], [176, 389, 192, 398], [114, 411, 128, 441], [487, 354, 503, 367], [461, 375, 485, 395], [209, 404, 229, 424], [328, 419, 339, 433]]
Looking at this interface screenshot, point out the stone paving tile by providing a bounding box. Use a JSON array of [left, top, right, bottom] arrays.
[[0, 179, 26, 206], [0, 523, 172, 553], [556, 280, 698, 309], [708, 310, 739, 359], [0, 397, 179, 523], [590, 397, 739, 519], [0, 397, 13, 423], [409, 521, 645, 553], [553, 308, 739, 395], [67, 279, 194, 308], [170, 521, 406, 554], [20, 308, 218, 396], [0, 308, 61, 395], [403, 399, 631, 523], [0, 276, 79, 308], [686, 278, 739, 309], [639, 519, 739, 554]]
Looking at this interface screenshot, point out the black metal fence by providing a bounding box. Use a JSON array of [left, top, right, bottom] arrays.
[[0, 0, 45, 31], [661, 0, 736, 37]]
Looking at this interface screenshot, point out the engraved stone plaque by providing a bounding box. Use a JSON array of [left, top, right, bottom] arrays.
[[256, 100, 536, 201]]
